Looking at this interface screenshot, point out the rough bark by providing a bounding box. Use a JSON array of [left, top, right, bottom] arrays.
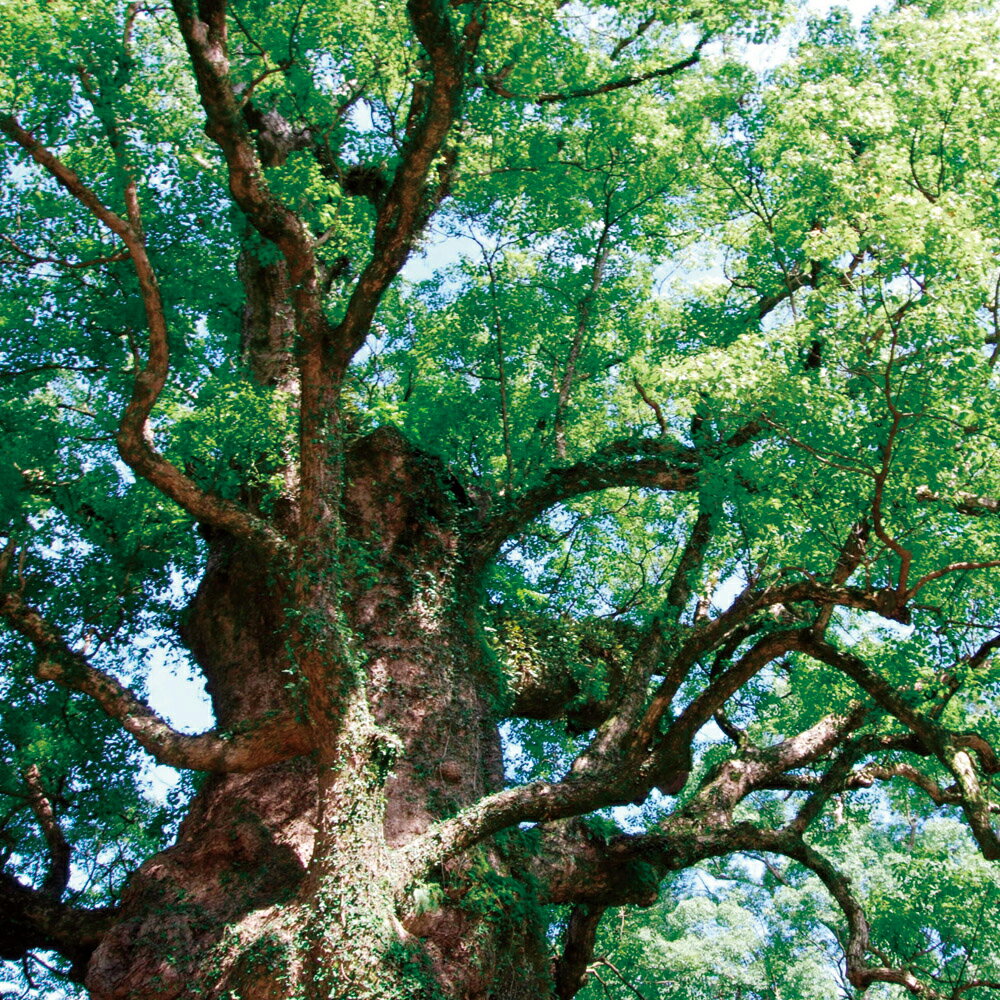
[[83, 427, 552, 1000]]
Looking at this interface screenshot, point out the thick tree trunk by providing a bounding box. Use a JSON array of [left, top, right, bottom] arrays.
[[84, 428, 552, 1000]]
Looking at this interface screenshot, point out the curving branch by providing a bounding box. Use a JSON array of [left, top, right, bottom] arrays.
[[469, 421, 761, 565], [554, 904, 606, 1000], [394, 773, 632, 890], [954, 983, 1000, 997], [941, 745, 1000, 861], [397, 582, 947, 883], [169, 0, 337, 545], [611, 822, 948, 997], [635, 628, 814, 773], [497, 612, 628, 731], [795, 635, 938, 742], [0, 114, 290, 561], [397, 650, 873, 886], [0, 592, 310, 773], [797, 635, 1000, 858], [169, 0, 316, 271], [22, 766, 70, 900], [848, 761, 980, 809], [485, 37, 708, 104], [769, 834, 941, 997], [470, 436, 700, 561], [787, 736, 878, 835], [526, 819, 660, 909], [0, 868, 117, 979], [330, 0, 483, 376]]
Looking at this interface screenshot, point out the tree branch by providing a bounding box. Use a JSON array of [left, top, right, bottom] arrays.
[[798, 635, 943, 747], [170, 0, 315, 267], [768, 834, 943, 996], [915, 485, 1000, 517], [469, 436, 699, 562], [397, 648, 870, 884], [797, 635, 1000, 857], [0, 868, 117, 979], [0, 113, 290, 561], [635, 629, 814, 771], [22, 766, 70, 900], [941, 745, 1000, 860], [485, 37, 707, 104], [555, 904, 606, 1000], [169, 0, 340, 549], [849, 762, 970, 807], [0, 592, 310, 772], [0, 233, 129, 271], [664, 504, 715, 619], [394, 773, 631, 889], [525, 820, 659, 909], [615, 821, 945, 997], [330, 0, 482, 376]]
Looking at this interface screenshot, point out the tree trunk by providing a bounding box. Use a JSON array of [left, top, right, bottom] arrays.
[[83, 428, 552, 1000]]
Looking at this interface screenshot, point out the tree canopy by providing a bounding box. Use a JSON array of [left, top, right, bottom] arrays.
[[2, 0, 1000, 997]]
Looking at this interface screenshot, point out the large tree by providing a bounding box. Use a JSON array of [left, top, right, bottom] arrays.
[[2, 0, 1000, 997]]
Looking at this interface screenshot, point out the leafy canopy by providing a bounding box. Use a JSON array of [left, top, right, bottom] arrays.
[[3, 0, 1000, 996]]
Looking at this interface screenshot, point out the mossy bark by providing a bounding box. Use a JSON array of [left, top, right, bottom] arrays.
[[83, 429, 551, 1000]]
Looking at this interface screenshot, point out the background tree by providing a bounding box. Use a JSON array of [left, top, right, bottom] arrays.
[[2, 0, 1000, 997]]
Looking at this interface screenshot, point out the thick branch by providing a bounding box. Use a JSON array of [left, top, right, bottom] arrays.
[[612, 822, 942, 996], [394, 773, 630, 888], [665, 505, 715, 618], [0, 114, 289, 560], [431, 589, 930, 868], [470, 436, 699, 561], [787, 737, 873, 834], [398, 679, 867, 883], [942, 746, 1000, 860], [798, 635, 940, 746], [799, 636, 1000, 856], [1, 592, 310, 772], [170, 1, 314, 266], [665, 704, 873, 828], [771, 835, 941, 996], [570, 623, 670, 778], [555, 904, 606, 1000], [22, 766, 70, 900], [634, 628, 826, 784], [499, 612, 627, 732], [527, 820, 660, 908], [0, 868, 117, 977], [850, 762, 966, 806]]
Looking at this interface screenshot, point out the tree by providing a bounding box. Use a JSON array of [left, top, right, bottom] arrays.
[[2, 0, 1000, 996]]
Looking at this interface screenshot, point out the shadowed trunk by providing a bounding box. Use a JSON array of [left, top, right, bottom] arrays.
[[83, 428, 551, 1000]]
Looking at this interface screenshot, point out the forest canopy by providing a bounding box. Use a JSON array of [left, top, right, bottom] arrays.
[[2, 0, 1000, 998]]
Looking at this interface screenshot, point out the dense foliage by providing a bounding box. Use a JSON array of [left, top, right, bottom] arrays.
[[2, 0, 1000, 997]]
